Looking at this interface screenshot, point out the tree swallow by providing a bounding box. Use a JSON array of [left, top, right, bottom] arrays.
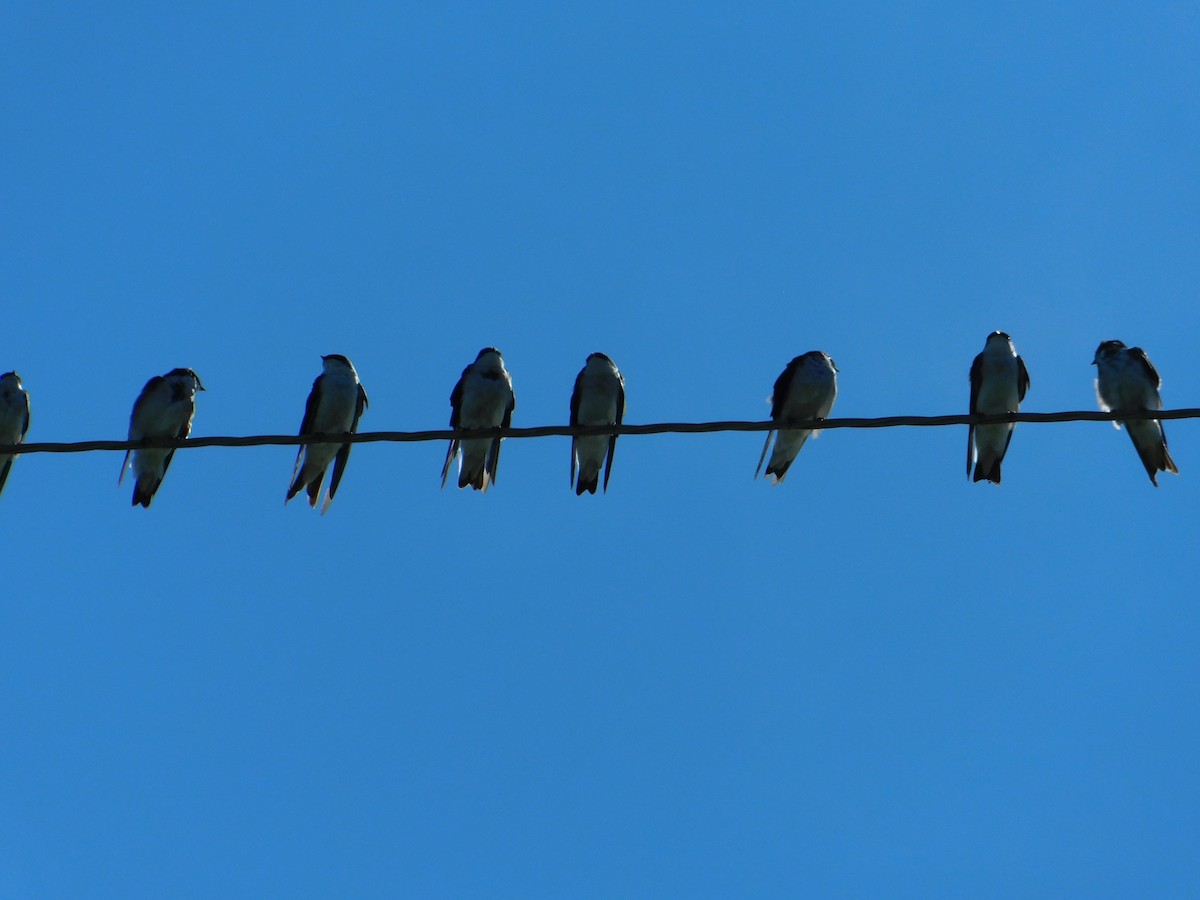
[[0, 371, 30, 499], [755, 351, 838, 483], [441, 348, 515, 491], [569, 352, 625, 495], [119, 368, 205, 508], [286, 354, 369, 513], [1093, 339, 1179, 486], [967, 331, 1030, 484]]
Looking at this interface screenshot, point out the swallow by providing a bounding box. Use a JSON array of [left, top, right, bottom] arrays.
[[286, 354, 369, 513], [569, 352, 625, 495], [0, 371, 30, 498], [441, 348, 515, 491], [118, 368, 205, 508], [1093, 340, 1179, 486], [967, 331, 1031, 484], [755, 351, 838, 483]]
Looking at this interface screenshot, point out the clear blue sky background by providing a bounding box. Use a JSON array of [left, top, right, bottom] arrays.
[[3, 3, 1199, 896]]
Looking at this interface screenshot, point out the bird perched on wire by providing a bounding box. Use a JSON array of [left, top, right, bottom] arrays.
[[119, 368, 205, 508], [286, 354, 369, 513], [441, 348, 515, 491], [569, 352, 625, 495], [1093, 340, 1179, 486], [755, 351, 838, 483], [0, 371, 30, 499], [967, 331, 1030, 484]]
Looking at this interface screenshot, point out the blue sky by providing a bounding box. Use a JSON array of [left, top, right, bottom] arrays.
[[3, 2, 1199, 896]]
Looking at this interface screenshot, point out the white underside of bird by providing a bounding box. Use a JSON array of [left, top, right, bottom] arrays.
[[457, 378, 510, 488], [758, 353, 838, 483], [288, 365, 363, 511], [969, 335, 1028, 484], [1095, 343, 1178, 485], [571, 355, 624, 495]]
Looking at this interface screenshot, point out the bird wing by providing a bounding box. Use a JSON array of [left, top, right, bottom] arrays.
[[569, 367, 584, 488], [323, 381, 369, 513], [292, 375, 323, 481], [1129, 347, 1162, 393], [488, 390, 515, 485], [119, 375, 165, 485], [158, 404, 194, 481], [440, 370, 467, 488], [967, 352, 982, 476], [770, 357, 800, 421], [603, 375, 625, 493]]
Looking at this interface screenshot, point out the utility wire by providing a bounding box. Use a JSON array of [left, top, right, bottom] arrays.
[[2, 408, 1198, 455]]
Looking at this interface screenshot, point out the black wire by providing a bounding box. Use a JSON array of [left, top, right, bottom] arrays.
[[2, 408, 1196, 454]]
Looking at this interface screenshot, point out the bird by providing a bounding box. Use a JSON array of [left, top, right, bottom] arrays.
[[1093, 340, 1179, 486], [119, 368, 205, 508], [569, 352, 625, 495], [755, 351, 838, 483], [286, 354, 369, 513], [0, 371, 30, 498], [967, 331, 1031, 484], [441, 348, 515, 491]]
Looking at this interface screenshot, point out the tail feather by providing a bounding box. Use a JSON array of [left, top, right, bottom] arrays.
[[460, 466, 489, 491], [132, 474, 158, 508], [285, 473, 305, 504], [1143, 462, 1160, 487], [1128, 422, 1179, 486], [575, 461, 600, 495], [972, 458, 1002, 484], [458, 446, 492, 491], [764, 459, 792, 483]]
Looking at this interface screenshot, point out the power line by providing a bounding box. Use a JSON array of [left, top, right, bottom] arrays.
[[2, 408, 1197, 455]]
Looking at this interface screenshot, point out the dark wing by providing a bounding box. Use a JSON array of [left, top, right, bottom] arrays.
[[159, 403, 195, 481], [488, 391, 515, 485], [120, 375, 165, 485], [1, 390, 29, 495], [0, 388, 21, 494], [0, 392, 20, 493], [569, 368, 585, 488], [325, 383, 369, 512], [754, 431, 774, 479], [757, 358, 798, 479], [1129, 347, 1162, 390], [967, 352, 983, 477], [298, 376, 322, 435], [602, 377, 625, 493], [294, 375, 323, 474], [326, 444, 351, 511], [440, 440, 459, 488], [441, 372, 466, 488], [448, 369, 466, 428], [769, 358, 801, 421], [1017, 355, 1030, 402], [129, 376, 165, 435]]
